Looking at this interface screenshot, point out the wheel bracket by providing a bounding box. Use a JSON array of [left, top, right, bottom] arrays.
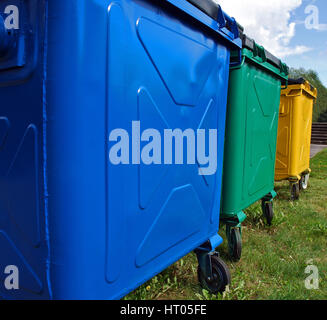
[[195, 234, 222, 282], [221, 211, 247, 228], [262, 190, 277, 203]]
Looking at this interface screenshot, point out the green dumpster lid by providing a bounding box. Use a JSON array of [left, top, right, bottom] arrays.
[[241, 34, 282, 69]]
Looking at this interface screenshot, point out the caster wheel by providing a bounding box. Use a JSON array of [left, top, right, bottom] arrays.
[[301, 174, 309, 190], [227, 228, 242, 261], [197, 255, 231, 294], [290, 182, 300, 201], [262, 201, 274, 226]]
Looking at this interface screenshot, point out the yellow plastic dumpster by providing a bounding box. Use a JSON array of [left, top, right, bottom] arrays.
[[275, 78, 317, 200]]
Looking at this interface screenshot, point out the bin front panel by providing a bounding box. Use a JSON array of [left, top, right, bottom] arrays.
[[0, 0, 236, 299], [275, 93, 292, 180], [222, 61, 282, 215], [291, 94, 314, 174], [102, 1, 230, 299]]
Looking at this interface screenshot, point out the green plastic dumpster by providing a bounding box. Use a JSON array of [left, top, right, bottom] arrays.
[[221, 33, 289, 261]]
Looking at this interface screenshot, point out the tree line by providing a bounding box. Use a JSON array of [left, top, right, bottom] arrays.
[[289, 68, 327, 122]]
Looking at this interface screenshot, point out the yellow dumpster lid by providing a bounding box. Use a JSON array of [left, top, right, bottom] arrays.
[[287, 78, 318, 99]]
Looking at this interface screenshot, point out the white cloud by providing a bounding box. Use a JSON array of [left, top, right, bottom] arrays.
[[215, 0, 311, 58]]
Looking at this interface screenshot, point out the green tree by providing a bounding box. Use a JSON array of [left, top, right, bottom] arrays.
[[318, 110, 327, 122], [289, 68, 327, 122]]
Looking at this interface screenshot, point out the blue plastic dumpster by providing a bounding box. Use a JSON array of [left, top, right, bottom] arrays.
[[0, 0, 241, 299]]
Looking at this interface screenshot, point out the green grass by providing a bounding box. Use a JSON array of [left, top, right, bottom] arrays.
[[125, 149, 327, 300]]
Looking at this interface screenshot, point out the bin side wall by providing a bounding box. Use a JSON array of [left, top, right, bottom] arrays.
[[0, 1, 51, 300], [222, 62, 282, 216]]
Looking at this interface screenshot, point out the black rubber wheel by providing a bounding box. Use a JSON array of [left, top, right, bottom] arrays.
[[197, 255, 231, 294], [228, 228, 242, 261], [290, 182, 300, 201], [262, 201, 274, 226], [299, 176, 304, 191]]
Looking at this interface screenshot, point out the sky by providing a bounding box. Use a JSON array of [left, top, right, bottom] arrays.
[[215, 0, 327, 86]]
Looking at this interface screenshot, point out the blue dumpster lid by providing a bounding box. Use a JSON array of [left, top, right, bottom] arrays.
[[164, 0, 242, 49], [187, 0, 244, 32], [186, 0, 220, 21]]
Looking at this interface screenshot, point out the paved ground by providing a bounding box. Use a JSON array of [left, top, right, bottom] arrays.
[[311, 144, 327, 158]]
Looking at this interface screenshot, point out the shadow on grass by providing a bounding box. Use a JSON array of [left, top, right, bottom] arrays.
[[275, 182, 292, 201]]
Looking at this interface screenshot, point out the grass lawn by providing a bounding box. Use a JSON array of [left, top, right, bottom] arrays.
[[125, 149, 327, 300]]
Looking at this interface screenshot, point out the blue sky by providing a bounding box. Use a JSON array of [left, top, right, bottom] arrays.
[[217, 0, 327, 86], [286, 0, 327, 85]]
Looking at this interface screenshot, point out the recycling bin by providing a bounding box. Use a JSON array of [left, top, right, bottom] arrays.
[[275, 78, 317, 200], [221, 33, 289, 261], [0, 0, 241, 299]]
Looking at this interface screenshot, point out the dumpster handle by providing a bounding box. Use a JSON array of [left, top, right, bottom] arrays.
[[230, 51, 244, 68], [252, 41, 267, 63], [166, 0, 241, 47], [216, 5, 240, 40]]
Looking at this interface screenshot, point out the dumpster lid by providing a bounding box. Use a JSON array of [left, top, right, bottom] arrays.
[[186, 0, 243, 32], [241, 34, 282, 69], [179, 0, 241, 48], [186, 0, 219, 21], [288, 78, 316, 93], [288, 78, 306, 85]]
